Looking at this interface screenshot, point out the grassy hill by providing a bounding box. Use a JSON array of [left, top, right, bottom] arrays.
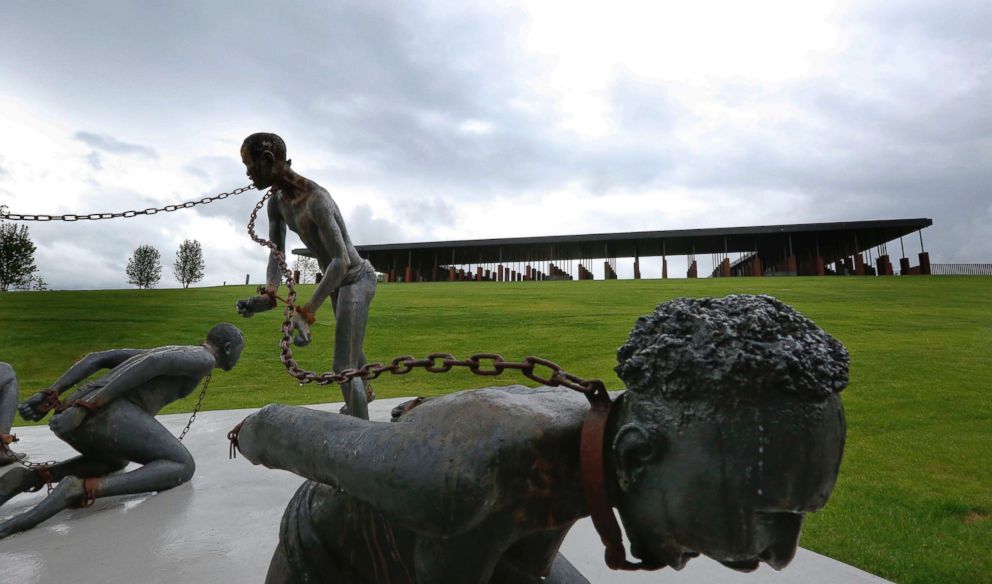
[[1, 276, 989, 583]]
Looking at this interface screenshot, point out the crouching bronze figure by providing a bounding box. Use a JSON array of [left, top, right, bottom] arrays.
[[233, 295, 848, 583]]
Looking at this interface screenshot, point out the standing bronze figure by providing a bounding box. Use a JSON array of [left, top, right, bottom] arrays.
[[236, 133, 376, 419], [233, 295, 849, 583]]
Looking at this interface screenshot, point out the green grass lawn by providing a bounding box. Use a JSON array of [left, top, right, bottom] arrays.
[[1, 276, 989, 583]]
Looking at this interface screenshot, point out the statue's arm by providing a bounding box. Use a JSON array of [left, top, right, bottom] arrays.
[[49, 349, 145, 395], [237, 404, 471, 533], [265, 197, 287, 292], [17, 349, 144, 422], [237, 200, 285, 317], [81, 350, 212, 409], [301, 208, 349, 314]]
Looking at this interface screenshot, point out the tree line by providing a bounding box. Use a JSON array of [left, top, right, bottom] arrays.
[[0, 223, 208, 291], [2, 223, 320, 291]]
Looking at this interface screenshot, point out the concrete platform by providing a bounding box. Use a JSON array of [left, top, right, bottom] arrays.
[[0, 399, 889, 583]]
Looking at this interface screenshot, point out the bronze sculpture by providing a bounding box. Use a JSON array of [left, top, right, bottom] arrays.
[[0, 323, 244, 539], [232, 295, 849, 583], [0, 363, 25, 466], [236, 132, 376, 420]]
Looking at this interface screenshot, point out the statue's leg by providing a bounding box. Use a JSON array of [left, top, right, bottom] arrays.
[[0, 456, 126, 537], [0, 371, 17, 435], [0, 455, 125, 506], [65, 404, 195, 499], [0, 475, 87, 539], [0, 402, 193, 538], [333, 275, 375, 421], [0, 365, 24, 465]]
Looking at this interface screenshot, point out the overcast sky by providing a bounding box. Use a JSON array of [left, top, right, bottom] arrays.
[[0, 0, 989, 288]]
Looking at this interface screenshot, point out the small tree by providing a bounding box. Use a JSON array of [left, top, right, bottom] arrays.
[[293, 255, 319, 284], [126, 245, 162, 289], [173, 239, 205, 289], [0, 222, 37, 292]]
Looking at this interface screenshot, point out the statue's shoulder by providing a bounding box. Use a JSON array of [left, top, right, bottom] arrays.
[[402, 386, 588, 434]]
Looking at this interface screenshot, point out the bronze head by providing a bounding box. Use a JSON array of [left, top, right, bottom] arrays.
[[205, 322, 245, 371], [241, 133, 288, 190], [610, 294, 848, 572]]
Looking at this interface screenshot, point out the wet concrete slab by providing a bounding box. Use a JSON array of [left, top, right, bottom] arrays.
[[1, 398, 889, 583]]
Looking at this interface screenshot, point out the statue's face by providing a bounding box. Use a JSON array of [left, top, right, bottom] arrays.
[[222, 337, 245, 371], [615, 395, 845, 572], [241, 146, 275, 189]]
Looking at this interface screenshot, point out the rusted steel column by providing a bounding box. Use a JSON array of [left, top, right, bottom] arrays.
[[815, 256, 825, 276], [751, 255, 762, 277], [687, 260, 697, 279], [404, 266, 413, 283], [918, 252, 931, 274], [485, 269, 491, 281], [786, 255, 797, 275], [876, 254, 894, 276], [315, 272, 323, 284], [388, 269, 396, 283], [720, 257, 731, 278], [525, 265, 532, 280], [899, 257, 911, 275], [497, 264, 504, 282], [854, 254, 865, 275], [293, 270, 301, 284], [634, 257, 641, 279], [477, 266, 483, 280], [662, 257, 668, 279], [448, 266, 456, 282]]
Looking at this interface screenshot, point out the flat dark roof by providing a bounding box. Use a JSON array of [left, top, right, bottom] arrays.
[[326, 218, 932, 268]]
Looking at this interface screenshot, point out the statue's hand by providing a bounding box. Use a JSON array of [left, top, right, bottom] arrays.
[[236, 294, 276, 318], [290, 311, 312, 346], [49, 407, 88, 437], [18, 392, 55, 422]]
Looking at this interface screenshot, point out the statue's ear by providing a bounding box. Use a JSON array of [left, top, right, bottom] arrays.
[[613, 424, 659, 491], [223, 341, 232, 354], [262, 150, 276, 164]]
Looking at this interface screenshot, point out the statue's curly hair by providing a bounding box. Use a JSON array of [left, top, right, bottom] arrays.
[[241, 132, 287, 162], [615, 295, 848, 406]]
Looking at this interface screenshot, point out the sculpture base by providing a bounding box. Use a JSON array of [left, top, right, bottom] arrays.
[[1, 398, 889, 584]]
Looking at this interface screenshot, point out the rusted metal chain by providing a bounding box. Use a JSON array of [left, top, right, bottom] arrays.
[[246, 190, 610, 402], [177, 375, 211, 442], [0, 185, 254, 222], [23, 460, 58, 494]]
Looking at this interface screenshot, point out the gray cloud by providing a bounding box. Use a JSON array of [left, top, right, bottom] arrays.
[[74, 131, 159, 159], [1, 0, 990, 290]]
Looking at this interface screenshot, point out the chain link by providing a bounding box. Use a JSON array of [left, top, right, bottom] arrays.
[[246, 191, 608, 401], [177, 375, 211, 442], [0, 186, 254, 222]]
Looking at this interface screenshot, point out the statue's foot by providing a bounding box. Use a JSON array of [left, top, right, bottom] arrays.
[[338, 382, 376, 415]]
